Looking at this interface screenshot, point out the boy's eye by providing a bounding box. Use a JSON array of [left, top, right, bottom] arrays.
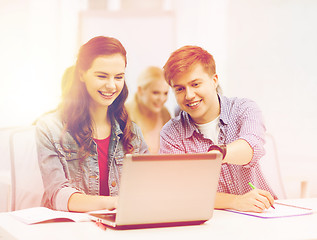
[[115, 76, 124, 80], [175, 87, 183, 93], [97, 75, 107, 79]]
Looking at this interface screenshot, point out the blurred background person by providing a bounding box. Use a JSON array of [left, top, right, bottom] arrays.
[[126, 66, 171, 154]]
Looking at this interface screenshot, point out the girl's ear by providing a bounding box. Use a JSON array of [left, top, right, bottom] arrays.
[[79, 70, 85, 82], [137, 86, 143, 95]]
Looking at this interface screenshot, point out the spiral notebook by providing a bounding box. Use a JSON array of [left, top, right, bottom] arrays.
[[224, 202, 313, 218]]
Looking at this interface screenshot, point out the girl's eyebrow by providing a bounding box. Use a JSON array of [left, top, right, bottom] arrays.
[[94, 72, 125, 76]]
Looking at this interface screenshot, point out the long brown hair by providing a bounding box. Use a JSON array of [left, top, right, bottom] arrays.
[[59, 36, 134, 159]]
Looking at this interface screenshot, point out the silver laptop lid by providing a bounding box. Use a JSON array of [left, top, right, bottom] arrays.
[[115, 152, 222, 226]]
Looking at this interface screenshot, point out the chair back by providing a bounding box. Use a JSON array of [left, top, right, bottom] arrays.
[[10, 126, 44, 211], [0, 127, 17, 212], [259, 133, 287, 199]]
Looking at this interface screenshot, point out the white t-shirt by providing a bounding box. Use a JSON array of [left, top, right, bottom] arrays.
[[196, 116, 220, 144]]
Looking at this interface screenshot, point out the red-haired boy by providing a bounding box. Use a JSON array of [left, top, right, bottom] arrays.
[[160, 45, 276, 212]]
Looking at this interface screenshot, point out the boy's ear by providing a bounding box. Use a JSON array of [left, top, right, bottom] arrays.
[[212, 74, 219, 88]]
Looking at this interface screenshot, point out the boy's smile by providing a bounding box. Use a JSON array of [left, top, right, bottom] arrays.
[[171, 64, 220, 124]]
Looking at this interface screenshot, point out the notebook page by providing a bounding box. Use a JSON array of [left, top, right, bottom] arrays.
[[224, 202, 313, 218], [10, 207, 90, 224]]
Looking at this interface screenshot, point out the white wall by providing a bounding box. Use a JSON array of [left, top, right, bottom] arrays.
[[225, 0, 317, 198], [0, 0, 85, 127], [172, 0, 229, 90]]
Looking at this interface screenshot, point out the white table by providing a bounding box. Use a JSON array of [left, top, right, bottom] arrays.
[[1, 198, 316, 240]]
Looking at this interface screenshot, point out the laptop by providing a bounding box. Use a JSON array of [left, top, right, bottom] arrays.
[[89, 152, 222, 229]]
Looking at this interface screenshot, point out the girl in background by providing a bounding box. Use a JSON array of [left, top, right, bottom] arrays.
[[125, 66, 170, 153], [36, 36, 148, 212]]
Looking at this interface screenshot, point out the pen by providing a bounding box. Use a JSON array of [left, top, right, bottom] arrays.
[[248, 182, 275, 209]]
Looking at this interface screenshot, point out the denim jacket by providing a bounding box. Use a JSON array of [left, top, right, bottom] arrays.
[[35, 111, 149, 211]]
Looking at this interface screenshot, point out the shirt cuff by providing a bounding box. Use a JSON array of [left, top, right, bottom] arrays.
[[55, 187, 81, 211], [239, 136, 265, 168]]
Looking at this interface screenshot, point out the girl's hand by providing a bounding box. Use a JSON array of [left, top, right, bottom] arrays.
[[104, 196, 118, 210]]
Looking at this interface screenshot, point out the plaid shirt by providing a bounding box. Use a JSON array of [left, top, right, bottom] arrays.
[[160, 94, 277, 199]]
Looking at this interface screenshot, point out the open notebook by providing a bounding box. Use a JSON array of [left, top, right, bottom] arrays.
[[224, 202, 313, 218]]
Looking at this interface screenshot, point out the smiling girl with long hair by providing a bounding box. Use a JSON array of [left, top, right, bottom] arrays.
[[36, 36, 148, 212]]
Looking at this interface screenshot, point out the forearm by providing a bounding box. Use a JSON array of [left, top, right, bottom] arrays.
[[68, 193, 117, 212], [214, 192, 237, 210], [223, 139, 253, 165]]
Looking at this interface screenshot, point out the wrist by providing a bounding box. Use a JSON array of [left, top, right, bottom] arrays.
[[208, 144, 227, 160], [102, 196, 118, 210]]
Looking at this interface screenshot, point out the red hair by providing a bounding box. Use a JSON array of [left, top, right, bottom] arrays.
[[163, 45, 216, 86]]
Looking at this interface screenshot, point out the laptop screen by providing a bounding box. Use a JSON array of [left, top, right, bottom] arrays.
[[114, 152, 222, 226]]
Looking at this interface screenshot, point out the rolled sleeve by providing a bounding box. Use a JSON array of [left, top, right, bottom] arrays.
[[55, 187, 80, 211], [237, 100, 266, 168]]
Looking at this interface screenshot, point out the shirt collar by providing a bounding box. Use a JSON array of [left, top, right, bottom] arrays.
[[181, 111, 201, 139], [111, 117, 123, 137], [218, 94, 229, 125], [181, 94, 228, 138]]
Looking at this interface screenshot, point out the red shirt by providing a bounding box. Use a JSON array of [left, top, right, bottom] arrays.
[[94, 137, 110, 196]]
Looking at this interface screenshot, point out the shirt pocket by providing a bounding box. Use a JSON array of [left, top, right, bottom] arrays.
[[65, 152, 81, 173], [113, 152, 124, 184], [57, 145, 82, 183], [114, 152, 124, 165]]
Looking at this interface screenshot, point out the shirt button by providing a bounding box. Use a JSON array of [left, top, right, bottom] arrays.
[[111, 181, 116, 187]]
